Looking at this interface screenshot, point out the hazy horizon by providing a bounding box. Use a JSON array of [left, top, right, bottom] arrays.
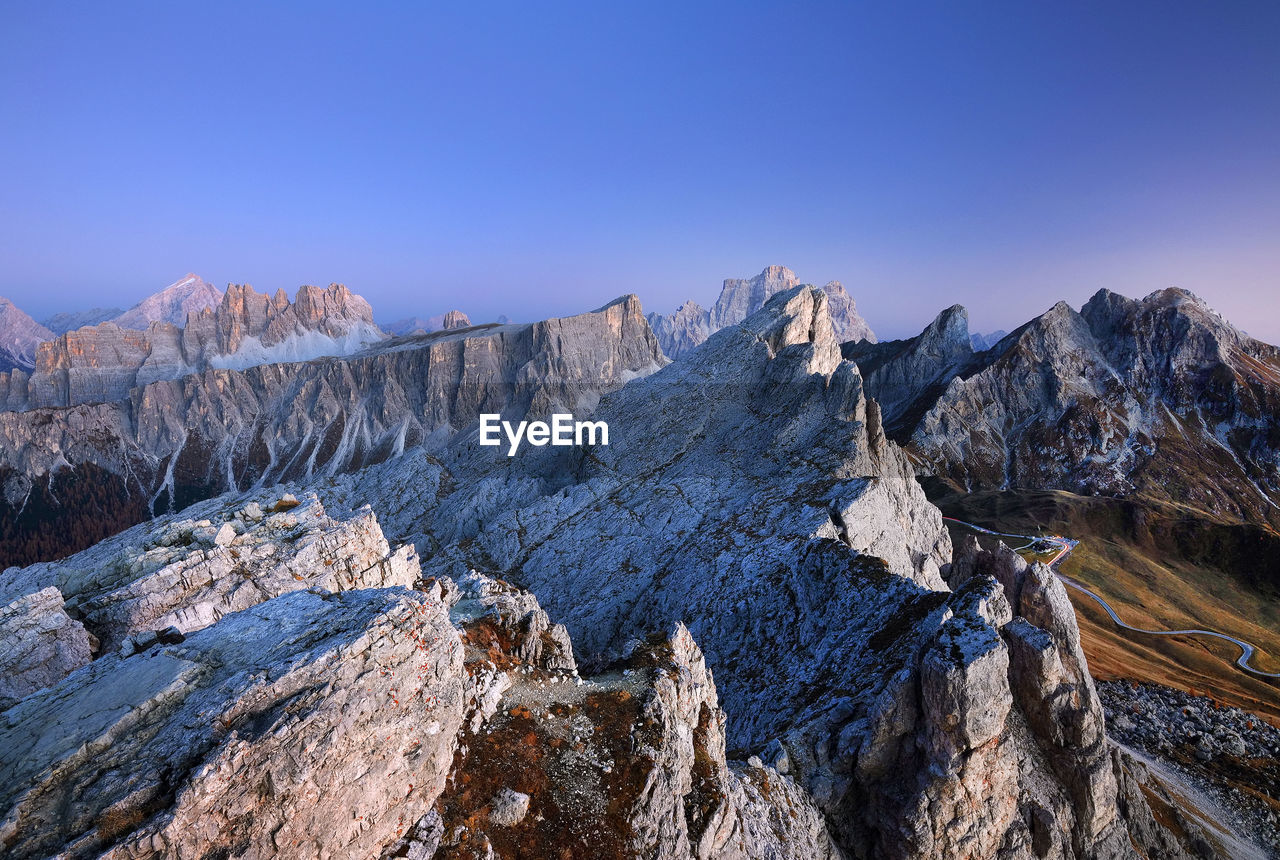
[[2, 2, 1277, 343]]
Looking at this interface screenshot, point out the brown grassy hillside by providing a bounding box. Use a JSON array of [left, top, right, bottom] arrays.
[[927, 484, 1280, 725]]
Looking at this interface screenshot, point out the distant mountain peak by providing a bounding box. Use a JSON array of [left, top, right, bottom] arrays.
[[0, 297, 53, 373], [648, 265, 875, 359], [383, 310, 473, 336], [112, 274, 224, 330]]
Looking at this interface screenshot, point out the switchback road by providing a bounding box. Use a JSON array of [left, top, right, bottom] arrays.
[[942, 516, 1280, 680]]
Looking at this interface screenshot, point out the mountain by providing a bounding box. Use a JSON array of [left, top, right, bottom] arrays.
[[0, 298, 53, 373], [847, 288, 1280, 529], [0, 286, 1214, 858], [647, 266, 876, 358], [110, 273, 223, 329], [0, 282, 384, 411], [0, 295, 663, 566], [970, 328, 1007, 350], [41, 307, 123, 335], [35, 274, 220, 337], [383, 309, 473, 335]]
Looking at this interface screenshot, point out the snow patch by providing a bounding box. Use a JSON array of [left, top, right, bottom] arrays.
[[208, 322, 384, 371]]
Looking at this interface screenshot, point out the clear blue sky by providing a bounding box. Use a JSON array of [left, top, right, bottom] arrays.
[[2, 1, 1278, 342]]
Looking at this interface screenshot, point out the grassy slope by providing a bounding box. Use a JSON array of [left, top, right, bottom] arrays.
[[927, 485, 1280, 725]]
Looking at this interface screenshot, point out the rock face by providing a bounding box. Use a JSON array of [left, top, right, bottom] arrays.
[[110, 273, 224, 330], [0, 297, 53, 373], [0, 586, 94, 710], [0, 587, 466, 860], [0, 295, 665, 567], [3, 281, 382, 411], [0, 490, 466, 860], [848, 288, 1280, 528], [0, 491, 420, 654], [0, 497, 852, 860], [647, 266, 875, 358]]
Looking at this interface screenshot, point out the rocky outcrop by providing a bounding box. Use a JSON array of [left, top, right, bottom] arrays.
[[647, 266, 875, 358], [441, 310, 472, 330], [111, 273, 223, 330], [0, 586, 94, 710], [0, 491, 419, 655], [0, 587, 466, 860], [431, 581, 845, 860], [0, 487, 469, 860], [0, 294, 665, 566], [850, 288, 1280, 528], [0, 297, 53, 374]]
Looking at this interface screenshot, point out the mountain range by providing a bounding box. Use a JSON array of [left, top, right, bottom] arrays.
[[846, 288, 1280, 529], [0, 268, 1277, 858], [646, 265, 876, 358], [0, 275, 225, 375]]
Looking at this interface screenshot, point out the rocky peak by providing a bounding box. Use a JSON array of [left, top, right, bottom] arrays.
[[291, 283, 374, 330], [111, 273, 223, 330], [646, 299, 710, 359], [848, 285, 1280, 524], [922, 304, 973, 357], [843, 304, 975, 434], [754, 285, 843, 376], [649, 266, 876, 359], [1081, 284, 1252, 378], [0, 297, 54, 373], [820, 280, 877, 343], [441, 309, 471, 329], [383, 309, 475, 336], [708, 265, 802, 330]]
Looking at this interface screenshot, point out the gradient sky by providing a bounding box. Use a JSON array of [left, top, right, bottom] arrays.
[[1, 1, 1278, 342]]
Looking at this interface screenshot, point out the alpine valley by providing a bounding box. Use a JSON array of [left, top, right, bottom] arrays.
[[1, 267, 1277, 859]]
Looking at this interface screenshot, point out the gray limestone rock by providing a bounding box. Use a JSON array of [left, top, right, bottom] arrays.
[[0, 587, 466, 860], [488, 788, 531, 826], [648, 266, 875, 358], [0, 492, 421, 653], [0, 586, 93, 710]]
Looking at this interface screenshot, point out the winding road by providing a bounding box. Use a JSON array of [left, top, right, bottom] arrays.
[[942, 516, 1280, 680]]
